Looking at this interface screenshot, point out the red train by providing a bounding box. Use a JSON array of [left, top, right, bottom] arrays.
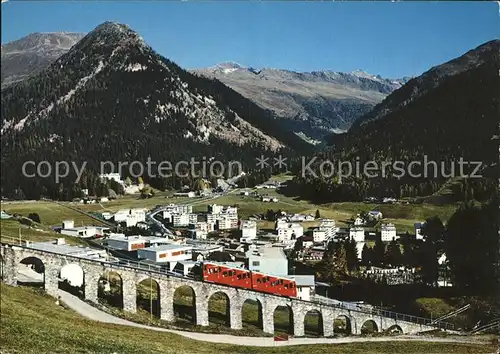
[[193, 261, 297, 297]]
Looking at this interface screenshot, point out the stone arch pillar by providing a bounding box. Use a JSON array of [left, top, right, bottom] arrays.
[[291, 304, 306, 337], [261, 298, 277, 334], [121, 270, 137, 313], [159, 279, 175, 322], [1, 247, 18, 286], [43, 263, 59, 296], [228, 290, 243, 330], [83, 264, 101, 303], [322, 308, 335, 337], [194, 284, 209, 327]]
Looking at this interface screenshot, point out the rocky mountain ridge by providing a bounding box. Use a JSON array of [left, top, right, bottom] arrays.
[[352, 39, 500, 128], [1, 21, 313, 199], [192, 63, 410, 142], [1, 32, 85, 88]]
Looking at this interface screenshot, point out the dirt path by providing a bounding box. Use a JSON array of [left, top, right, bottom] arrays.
[[58, 290, 488, 348]]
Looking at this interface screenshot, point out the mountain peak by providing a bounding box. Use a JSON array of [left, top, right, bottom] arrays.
[[206, 61, 248, 74], [216, 61, 246, 69], [93, 21, 131, 34], [87, 21, 145, 45], [53, 21, 149, 67]]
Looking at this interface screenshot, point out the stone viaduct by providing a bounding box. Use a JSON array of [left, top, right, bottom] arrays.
[[0, 243, 451, 336]]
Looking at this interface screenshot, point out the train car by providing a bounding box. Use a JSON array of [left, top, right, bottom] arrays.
[[201, 262, 252, 289], [250, 271, 297, 297]]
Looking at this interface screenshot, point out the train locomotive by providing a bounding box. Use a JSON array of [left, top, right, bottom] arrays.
[[191, 261, 298, 297]]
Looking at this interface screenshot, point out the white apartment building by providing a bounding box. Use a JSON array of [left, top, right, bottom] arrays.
[[172, 213, 197, 227], [276, 223, 304, 241], [162, 204, 192, 217], [319, 219, 337, 239], [349, 227, 365, 242], [188, 221, 214, 239], [240, 220, 257, 242], [312, 229, 326, 243], [381, 223, 398, 242], [206, 204, 238, 230], [216, 215, 238, 230]]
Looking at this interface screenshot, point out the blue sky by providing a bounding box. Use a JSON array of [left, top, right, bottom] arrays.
[[2, 1, 498, 78]]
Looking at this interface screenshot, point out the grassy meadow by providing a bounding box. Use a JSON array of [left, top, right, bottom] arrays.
[[0, 284, 496, 354]]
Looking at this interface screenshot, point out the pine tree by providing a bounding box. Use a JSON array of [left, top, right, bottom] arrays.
[[373, 238, 386, 266], [344, 239, 359, 271], [361, 244, 372, 267], [385, 240, 403, 266], [334, 244, 348, 275], [445, 200, 498, 294]]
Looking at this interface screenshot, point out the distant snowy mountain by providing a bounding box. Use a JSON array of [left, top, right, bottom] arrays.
[[192, 64, 410, 142], [1, 32, 85, 88]]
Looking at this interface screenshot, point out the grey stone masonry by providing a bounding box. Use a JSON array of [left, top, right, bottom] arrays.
[[1, 243, 446, 337]]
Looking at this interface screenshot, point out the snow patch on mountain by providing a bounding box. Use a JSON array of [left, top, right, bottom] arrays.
[[126, 63, 147, 72]]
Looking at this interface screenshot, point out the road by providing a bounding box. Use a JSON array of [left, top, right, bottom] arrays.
[[57, 290, 488, 348]]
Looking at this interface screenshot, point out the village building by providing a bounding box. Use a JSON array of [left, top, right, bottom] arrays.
[[414, 222, 425, 240], [312, 229, 327, 243], [318, 219, 337, 239], [276, 222, 304, 242], [381, 223, 398, 241], [349, 226, 365, 242], [240, 220, 257, 242], [368, 210, 383, 220], [289, 275, 316, 301], [246, 246, 288, 276], [137, 244, 193, 268], [106, 234, 147, 251]]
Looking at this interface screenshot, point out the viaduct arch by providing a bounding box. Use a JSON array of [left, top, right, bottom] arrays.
[[0, 244, 448, 336]]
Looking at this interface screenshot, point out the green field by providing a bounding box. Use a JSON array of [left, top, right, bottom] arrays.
[[0, 218, 90, 246], [1, 201, 106, 226], [1, 200, 109, 245], [0, 284, 496, 354]]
